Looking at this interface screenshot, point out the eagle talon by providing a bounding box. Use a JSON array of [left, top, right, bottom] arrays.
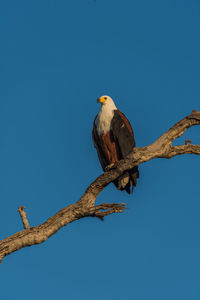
[[105, 163, 115, 171]]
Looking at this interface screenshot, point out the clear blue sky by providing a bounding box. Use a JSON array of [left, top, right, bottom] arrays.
[[0, 0, 200, 299]]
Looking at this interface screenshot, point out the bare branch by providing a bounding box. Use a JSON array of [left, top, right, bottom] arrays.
[[87, 203, 127, 220], [0, 110, 199, 264], [18, 207, 30, 229], [167, 144, 200, 158]]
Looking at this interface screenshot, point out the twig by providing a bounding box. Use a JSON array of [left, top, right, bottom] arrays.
[[18, 207, 30, 229]]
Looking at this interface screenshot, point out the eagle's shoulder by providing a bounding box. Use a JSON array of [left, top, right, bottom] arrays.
[[112, 109, 134, 135]]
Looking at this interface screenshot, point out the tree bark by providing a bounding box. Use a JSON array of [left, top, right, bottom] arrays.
[[0, 110, 200, 264]]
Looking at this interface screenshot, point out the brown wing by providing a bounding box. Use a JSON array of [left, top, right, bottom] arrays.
[[117, 110, 134, 136], [111, 109, 136, 158], [111, 109, 139, 191]]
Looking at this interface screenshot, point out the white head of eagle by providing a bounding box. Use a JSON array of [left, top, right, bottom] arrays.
[[92, 95, 139, 194]]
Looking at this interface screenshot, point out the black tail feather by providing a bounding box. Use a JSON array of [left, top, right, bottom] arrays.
[[113, 166, 139, 194]]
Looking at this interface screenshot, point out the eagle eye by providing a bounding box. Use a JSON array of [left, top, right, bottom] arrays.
[[104, 97, 107, 100]]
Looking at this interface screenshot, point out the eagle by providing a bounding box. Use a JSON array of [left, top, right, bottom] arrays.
[[92, 95, 139, 194]]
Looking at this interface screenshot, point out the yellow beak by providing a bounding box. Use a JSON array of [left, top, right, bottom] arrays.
[[97, 97, 106, 104]]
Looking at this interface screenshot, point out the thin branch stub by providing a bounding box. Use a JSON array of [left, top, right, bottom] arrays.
[[18, 206, 30, 229]]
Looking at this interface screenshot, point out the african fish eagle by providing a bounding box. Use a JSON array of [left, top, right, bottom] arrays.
[[92, 95, 139, 194]]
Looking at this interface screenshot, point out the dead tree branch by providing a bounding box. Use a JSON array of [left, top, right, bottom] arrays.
[[0, 110, 199, 264]]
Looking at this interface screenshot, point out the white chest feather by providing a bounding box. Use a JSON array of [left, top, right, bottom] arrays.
[[95, 102, 117, 135]]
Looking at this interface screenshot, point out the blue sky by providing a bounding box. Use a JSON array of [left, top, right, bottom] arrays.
[[0, 0, 200, 299]]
